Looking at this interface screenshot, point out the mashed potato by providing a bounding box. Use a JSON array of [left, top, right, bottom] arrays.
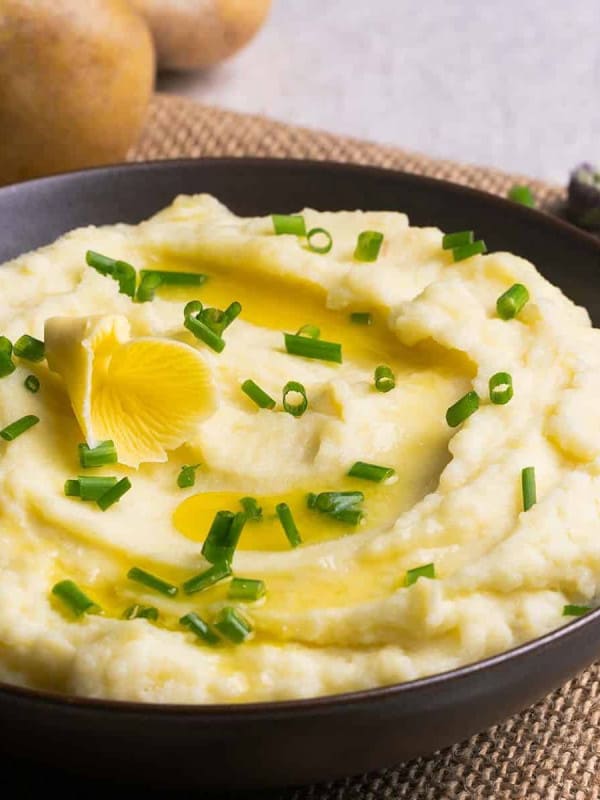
[[0, 195, 598, 703]]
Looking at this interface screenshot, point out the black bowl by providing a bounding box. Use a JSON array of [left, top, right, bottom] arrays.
[[1, 158, 599, 790]]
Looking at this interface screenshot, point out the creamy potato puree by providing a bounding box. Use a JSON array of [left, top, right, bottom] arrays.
[[1, 195, 599, 703]]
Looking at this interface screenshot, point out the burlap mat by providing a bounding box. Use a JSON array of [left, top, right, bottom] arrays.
[[129, 95, 597, 800]]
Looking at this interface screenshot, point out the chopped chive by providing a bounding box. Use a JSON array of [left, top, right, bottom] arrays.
[[330, 508, 365, 524], [180, 612, 220, 645], [282, 381, 308, 417], [0, 336, 13, 357], [96, 476, 132, 511], [136, 272, 163, 303], [177, 464, 200, 489], [24, 375, 40, 393], [202, 510, 245, 565], [139, 269, 207, 287], [184, 300, 203, 318], [78, 440, 118, 468], [452, 240, 487, 262], [240, 496, 263, 520], [184, 312, 225, 353], [508, 185, 536, 208], [182, 562, 232, 595], [445, 390, 479, 427], [349, 312, 372, 325], [313, 491, 364, 513], [0, 353, 15, 379], [306, 492, 318, 509], [52, 580, 101, 616], [296, 324, 320, 339], [284, 333, 342, 363], [113, 261, 136, 298], [563, 604, 590, 617], [374, 364, 395, 393], [221, 301, 242, 330], [272, 214, 306, 237], [306, 227, 333, 254], [241, 379, 276, 410], [276, 502, 302, 547], [489, 372, 513, 405], [496, 283, 530, 320], [228, 577, 266, 602], [442, 231, 474, 250], [521, 466, 536, 512], [0, 414, 39, 441], [13, 334, 45, 362], [214, 606, 253, 644], [64, 476, 118, 501], [127, 566, 178, 597], [405, 563, 436, 587], [86, 250, 116, 275], [348, 461, 395, 483], [354, 230, 384, 262], [123, 604, 159, 621]]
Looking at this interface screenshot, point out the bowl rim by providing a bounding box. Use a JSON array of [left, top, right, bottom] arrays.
[[1, 156, 599, 717]]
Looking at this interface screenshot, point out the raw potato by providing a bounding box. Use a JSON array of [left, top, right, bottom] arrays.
[[129, 0, 271, 70], [0, 0, 155, 186]]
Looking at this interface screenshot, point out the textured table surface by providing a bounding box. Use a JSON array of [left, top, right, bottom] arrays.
[[158, 0, 600, 184]]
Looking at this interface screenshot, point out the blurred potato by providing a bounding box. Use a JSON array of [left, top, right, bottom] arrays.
[[129, 0, 272, 70], [0, 0, 155, 185]]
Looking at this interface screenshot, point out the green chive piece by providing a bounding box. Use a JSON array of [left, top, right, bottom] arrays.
[[214, 606, 253, 644], [521, 466, 536, 512], [306, 227, 333, 254], [24, 375, 40, 393], [508, 185, 536, 208], [0, 352, 15, 379], [445, 391, 479, 427], [139, 269, 207, 287], [240, 496, 263, 520], [452, 240, 487, 262], [347, 461, 395, 483], [489, 372, 513, 405], [349, 312, 373, 325], [0, 336, 12, 357], [115, 261, 137, 298], [296, 324, 320, 339], [313, 491, 364, 513], [64, 476, 118, 501], [86, 250, 116, 275], [127, 566, 178, 597], [182, 562, 232, 595], [374, 364, 395, 393], [272, 214, 306, 237], [442, 231, 474, 250], [221, 301, 242, 331], [405, 563, 436, 587], [202, 510, 245, 565], [96, 477, 132, 511], [241, 379, 276, 410], [13, 334, 45, 362], [330, 508, 365, 524], [282, 381, 308, 417], [136, 272, 163, 303], [306, 492, 318, 509], [184, 312, 225, 353], [354, 230, 384, 262], [496, 283, 530, 320], [52, 580, 101, 617], [78, 440, 118, 468], [284, 333, 342, 363], [177, 464, 200, 489], [228, 577, 266, 602], [276, 502, 302, 548], [563, 604, 590, 617], [123, 604, 159, 621], [0, 414, 39, 441], [180, 612, 220, 645], [184, 300, 203, 318]]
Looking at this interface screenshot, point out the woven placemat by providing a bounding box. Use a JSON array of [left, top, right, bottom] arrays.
[[129, 95, 598, 800]]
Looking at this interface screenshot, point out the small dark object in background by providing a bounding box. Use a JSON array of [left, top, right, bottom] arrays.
[[567, 163, 600, 232]]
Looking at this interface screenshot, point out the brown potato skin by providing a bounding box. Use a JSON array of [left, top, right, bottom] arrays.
[[129, 0, 271, 70], [0, 0, 155, 185]]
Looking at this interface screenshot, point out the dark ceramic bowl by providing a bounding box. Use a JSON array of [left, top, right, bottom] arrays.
[[1, 159, 600, 790]]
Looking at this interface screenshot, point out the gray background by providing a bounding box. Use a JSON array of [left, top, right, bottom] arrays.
[[160, 0, 599, 183]]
